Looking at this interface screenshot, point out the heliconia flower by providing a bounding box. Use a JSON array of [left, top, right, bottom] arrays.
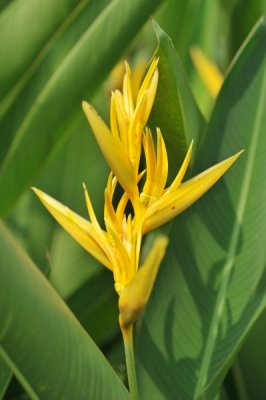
[[190, 46, 223, 98], [82, 57, 158, 204], [33, 57, 242, 329], [32, 182, 144, 296]]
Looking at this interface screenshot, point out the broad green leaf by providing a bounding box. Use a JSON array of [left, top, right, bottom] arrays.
[[154, 0, 195, 51], [136, 17, 266, 400], [230, 0, 266, 56], [0, 0, 82, 102], [150, 21, 205, 179], [0, 222, 130, 399], [237, 310, 266, 398], [0, 357, 11, 398], [0, 0, 162, 217], [67, 268, 118, 345], [0, 0, 109, 130]]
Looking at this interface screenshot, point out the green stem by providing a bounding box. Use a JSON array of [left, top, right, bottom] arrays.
[[121, 323, 139, 400]]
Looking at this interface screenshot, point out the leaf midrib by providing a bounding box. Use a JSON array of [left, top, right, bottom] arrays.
[[0, 347, 39, 400], [193, 60, 266, 399]]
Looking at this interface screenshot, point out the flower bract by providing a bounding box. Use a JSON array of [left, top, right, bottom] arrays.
[[33, 57, 242, 324]]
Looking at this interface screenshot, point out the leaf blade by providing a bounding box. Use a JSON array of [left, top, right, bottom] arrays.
[[0, 0, 162, 216], [0, 357, 11, 399], [150, 21, 205, 179], [0, 222, 130, 399], [137, 17, 266, 400]]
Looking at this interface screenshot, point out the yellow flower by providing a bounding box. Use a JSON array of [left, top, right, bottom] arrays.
[[140, 129, 242, 232], [33, 58, 242, 326], [190, 46, 223, 98], [82, 57, 158, 205]]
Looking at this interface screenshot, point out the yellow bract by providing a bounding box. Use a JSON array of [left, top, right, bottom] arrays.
[[33, 57, 242, 325], [190, 46, 223, 98]]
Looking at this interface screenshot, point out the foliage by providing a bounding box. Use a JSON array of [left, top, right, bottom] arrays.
[[0, 0, 265, 399]]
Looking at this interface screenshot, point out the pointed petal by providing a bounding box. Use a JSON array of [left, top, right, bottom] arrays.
[[168, 140, 193, 191], [142, 67, 158, 124], [116, 192, 130, 224], [154, 128, 168, 195], [82, 101, 137, 197], [137, 57, 159, 103], [32, 187, 112, 270], [83, 183, 102, 232], [104, 187, 120, 235], [118, 235, 168, 327], [142, 128, 156, 197], [112, 90, 129, 150], [130, 73, 158, 153], [105, 220, 130, 286], [123, 61, 134, 115], [143, 150, 243, 233], [128, 89, 148, 166], [110, 94, 120, 141], [141, 129, 168, 204]]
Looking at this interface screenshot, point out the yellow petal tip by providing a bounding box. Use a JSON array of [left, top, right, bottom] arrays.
[[82, 101, 95, 117], [31, 186, 45, 200]]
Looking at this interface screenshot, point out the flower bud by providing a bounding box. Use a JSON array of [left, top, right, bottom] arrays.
[[119, 235, 168, 328]]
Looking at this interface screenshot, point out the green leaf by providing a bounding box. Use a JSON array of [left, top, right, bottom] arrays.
[[0, 0, 162, 217], [0, 0, 83, 102], [0, 222, 130, 399], [236, 310, 266, 399], [67, 268, 118, 345], [155, 1, 228, 116], [136, 17, 266, 400], [230, 0, 266, 56], [0, 1, 11, 13], [0, 357, 11, 398], [150, 21, 205, 179]]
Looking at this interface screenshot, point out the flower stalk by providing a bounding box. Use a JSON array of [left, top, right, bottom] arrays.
[[120, 323, 139, 400]]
